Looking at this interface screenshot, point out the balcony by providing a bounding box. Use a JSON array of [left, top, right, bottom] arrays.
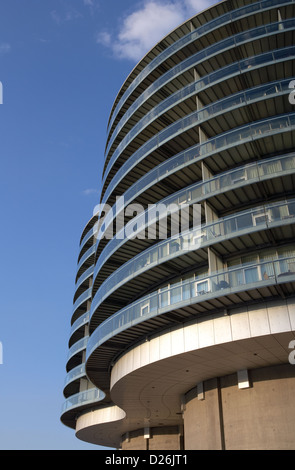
[[93, 152, 295, 281], [102, 20, 295, 193], [91, 198, 295, 319], [61, 387, 105, 416], [87, 255, 295, 366], [106, 0, 293, 141], [104, 77, 290, 187], [102, 92, 295, 206]]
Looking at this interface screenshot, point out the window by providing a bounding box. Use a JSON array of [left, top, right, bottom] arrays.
[[252, 210, 271, 226], [140, 302, 149, 317], [231, 168, 247, 184], [171, 285, 182, 304], [194, 279, 209, 296], [244, 266, 259, 283], [159, 286, 170, 308]]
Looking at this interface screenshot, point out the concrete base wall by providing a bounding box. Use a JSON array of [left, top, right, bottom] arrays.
[[121, 426, 183, 450], [184, 364, 295, 450], [121, 364, 295, 450]]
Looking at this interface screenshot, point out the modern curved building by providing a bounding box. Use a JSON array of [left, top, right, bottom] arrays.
[[61, 0, 295, 450]]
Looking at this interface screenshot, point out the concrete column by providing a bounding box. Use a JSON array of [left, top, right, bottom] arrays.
[[183, 364, 295, 450], [184, 378, 224, 450], [121, 426, 183, 450]]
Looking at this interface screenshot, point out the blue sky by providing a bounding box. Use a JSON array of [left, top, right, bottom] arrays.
[[0, 0, 215, 450]]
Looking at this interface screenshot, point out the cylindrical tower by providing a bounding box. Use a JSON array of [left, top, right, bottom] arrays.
[[61, 0, 295, 450]]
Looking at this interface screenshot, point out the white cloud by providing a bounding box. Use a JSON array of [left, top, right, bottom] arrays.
[[82, 188, 99, 196], [83, 0, 99, 14], [50, 7, 82, 25], [113, 1, 184, 61], [65, 9, 82, 21], [50, 10, 62, 24], [185, 0, 216, 13], [97, 0, 216, 61], [96, 31, 111, 47]]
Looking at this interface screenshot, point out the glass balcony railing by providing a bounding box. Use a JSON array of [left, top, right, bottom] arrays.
[[87, 255, 295, 361], [95, 82, 294, 252], [64, 363, 86, 388], [103, 19, 295, 185], [107, 0, 294, 136], [67, 336, 89, 362], [75, 265, 94, 293], [76, 244, 96, 275], [93, 153, 295, 285], [102, 43, 295, 205], [105, 78, 290, 192], [79, 225, 97, 252], [72, 287, 91, 315], [69, 310, 90, 338], [61, 387, 105, 415], [91, 198, 295, 317]]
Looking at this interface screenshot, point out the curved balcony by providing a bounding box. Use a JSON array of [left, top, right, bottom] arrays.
[[106, 0, 293, 138], [102, 18, 295, 188], [101, 44, 295, 206], [72, 287, 91, 318], [90, 198, 295, 320], [67, 336, 88, 364], [86, 255, 295, 366], [94, 92, 294, 259], [79, 212, 98, 243], [61, 388, 105, 418], [105, 77, 291, 199], [79, 224, 97, 254], [95, 111, 295, 260], [74, 265, 94, 302], [74, 264, 94, 302], [69, 311, 90, 339], [64, 363, 86, 392], [76, 244, 96, 277], [93, 153, 295, 279]]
